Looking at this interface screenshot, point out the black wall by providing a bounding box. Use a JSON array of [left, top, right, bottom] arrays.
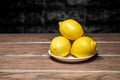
[[0, 0, 120, 33]]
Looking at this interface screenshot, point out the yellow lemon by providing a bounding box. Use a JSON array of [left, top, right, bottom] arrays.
[[71, 36, 96, 58], [59, 19, 84, 40], [50, 36, 71, 57]]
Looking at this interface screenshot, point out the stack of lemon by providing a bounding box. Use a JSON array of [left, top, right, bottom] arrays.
[[50, 19, 96, 58]]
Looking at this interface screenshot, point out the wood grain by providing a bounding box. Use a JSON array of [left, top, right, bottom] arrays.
[[0, 34, 119, 80], [0, 56, 119, 70], [0, 72, 120, 80], [97, 43, 120, 55], [0, 43, 119, 55], [0, 34, 58, 43], [87, 33, 120, 41], [0, 34, 119, 43], [0, 44, 49, 55]]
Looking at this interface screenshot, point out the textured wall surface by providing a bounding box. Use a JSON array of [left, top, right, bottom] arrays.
[[0, 0, 120, 33]]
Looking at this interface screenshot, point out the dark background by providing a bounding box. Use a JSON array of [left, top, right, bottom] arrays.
[[0, 0, 120, 33]]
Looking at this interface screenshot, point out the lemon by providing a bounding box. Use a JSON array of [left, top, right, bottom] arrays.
[[59, 19, 84, 40], [50, 36, 71, 57], [71, 36, 96, 58]]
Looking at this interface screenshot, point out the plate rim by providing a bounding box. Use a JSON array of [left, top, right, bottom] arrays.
[[48, 49, 96, 62]]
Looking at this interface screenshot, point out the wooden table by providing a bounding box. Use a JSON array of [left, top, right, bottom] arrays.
[[0, 34, 120, 80]]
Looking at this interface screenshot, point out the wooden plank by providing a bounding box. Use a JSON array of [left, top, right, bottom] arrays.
[[0, 56, 119, 70], [97, 43, 120, 55], [0, 34, 119, 43], [0, 34, 119, 80], [0, 72, 119, 80], [0, 43, 119, 55], [87, 33, 120, 41], [0, 34, 58, 43], [0, 44, 49, 55]]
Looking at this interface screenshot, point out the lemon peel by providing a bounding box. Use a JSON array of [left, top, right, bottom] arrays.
[[59, 19, 84, 40], [50, 36, 71, 57], [71, 36, 96, 58]]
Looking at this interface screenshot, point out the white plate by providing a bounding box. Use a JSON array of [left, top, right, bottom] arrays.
[[48, 50, 96, 62]]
